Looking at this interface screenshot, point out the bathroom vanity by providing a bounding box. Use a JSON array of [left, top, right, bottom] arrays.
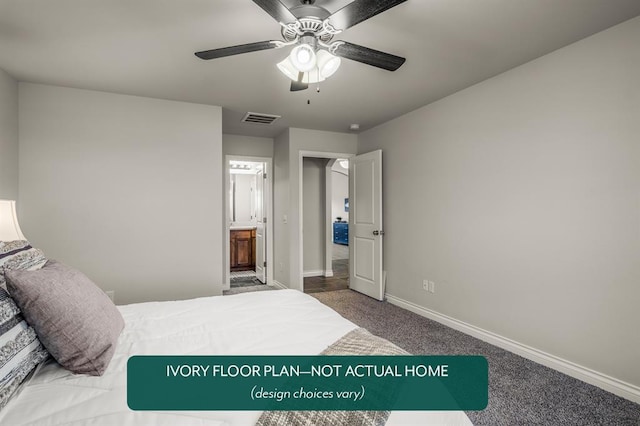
[[230, 227, 256, 271]]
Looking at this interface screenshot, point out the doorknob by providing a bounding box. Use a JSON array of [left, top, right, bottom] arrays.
[[373, 230, 385, 236]]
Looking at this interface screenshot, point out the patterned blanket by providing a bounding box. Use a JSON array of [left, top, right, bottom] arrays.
[[256, 327, 409, 426]]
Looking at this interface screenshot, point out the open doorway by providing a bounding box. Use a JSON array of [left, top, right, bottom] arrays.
[[300, 154, 352, 294], [224, 156, 273, 292], [297, 150, 384, 299]]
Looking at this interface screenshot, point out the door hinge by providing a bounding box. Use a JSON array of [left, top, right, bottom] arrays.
[[263, 217, 267, 223], [263, 261, 267, 267], [263, 174, 267, 179]]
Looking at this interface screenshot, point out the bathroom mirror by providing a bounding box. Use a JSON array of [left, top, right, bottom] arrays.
[[229, 161, 263, 226]]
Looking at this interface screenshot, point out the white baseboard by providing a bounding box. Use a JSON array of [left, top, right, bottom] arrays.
[[303, 270, 324, 278], [324, 270, 334, 277], [270, 280, 288, 290], [385, 293, 640, 404]]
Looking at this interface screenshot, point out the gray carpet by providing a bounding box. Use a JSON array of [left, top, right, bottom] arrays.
[[311, 290, 640, 426]]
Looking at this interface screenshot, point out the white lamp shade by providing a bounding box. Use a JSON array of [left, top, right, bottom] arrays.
[[277, 58, 326, 84], [277, 57, 299, 81], [316, 50, 341, 79], [289, 44, 317, 72], [0, 200, 26, 241]]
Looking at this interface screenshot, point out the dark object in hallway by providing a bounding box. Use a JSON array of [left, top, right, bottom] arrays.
[[333, 222, 349, 245]]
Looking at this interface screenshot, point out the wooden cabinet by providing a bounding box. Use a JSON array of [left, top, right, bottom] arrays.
[[230, 228, 256, 271]]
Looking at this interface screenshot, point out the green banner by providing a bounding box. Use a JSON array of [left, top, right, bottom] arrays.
[[128, 355, 487, 411]]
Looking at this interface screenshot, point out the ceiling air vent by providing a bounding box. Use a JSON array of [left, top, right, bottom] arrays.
[[241, 112, 281, 125]]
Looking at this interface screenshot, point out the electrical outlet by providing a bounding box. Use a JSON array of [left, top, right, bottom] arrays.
[[428, 281, 435, 293], [105, 290, 115, 302], [422, 280, 429, 291]]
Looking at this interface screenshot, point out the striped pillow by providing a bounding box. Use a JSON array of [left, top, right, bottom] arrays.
[[0, 288, 49, 409], [0, 241, 48, 289]]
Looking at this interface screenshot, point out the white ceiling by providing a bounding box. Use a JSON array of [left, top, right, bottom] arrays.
[[1, 1, 639, 138]]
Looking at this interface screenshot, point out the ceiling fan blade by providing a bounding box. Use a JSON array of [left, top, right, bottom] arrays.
[[333, 41, 406, 71], [290, 72, 309, 92], [195, 41, 280, 60], [252, 0, 297, 24], [328, 0, 407, 31]]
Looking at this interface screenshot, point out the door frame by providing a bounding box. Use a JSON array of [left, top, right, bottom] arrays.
[[298, 150, 354, 291], [224, 155, 273, 291], [324, 159, 338, 277]]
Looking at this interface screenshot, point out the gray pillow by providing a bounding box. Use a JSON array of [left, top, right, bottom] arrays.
[[5, 260, 124, 376]]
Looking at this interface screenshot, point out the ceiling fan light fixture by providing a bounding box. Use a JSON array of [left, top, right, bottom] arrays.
[[195, 1, 408, 91], [290, 44, 317, 72], [316, 50, 341, 79]]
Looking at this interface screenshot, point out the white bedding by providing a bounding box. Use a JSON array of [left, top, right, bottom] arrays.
[[0, 290, 472, 425]]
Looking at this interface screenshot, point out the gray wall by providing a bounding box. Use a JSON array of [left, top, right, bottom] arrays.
[[302, 158, 327, 274], [273, 130, 290, 285], [223, 134, 273, 158], [19, 83, 224, 304], [0, 68, 18, 200], [331, 167, 349, 223], [358, 17, 640, 387]]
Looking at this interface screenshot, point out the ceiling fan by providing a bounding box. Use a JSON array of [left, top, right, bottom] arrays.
[[195, 0, 407, 91]]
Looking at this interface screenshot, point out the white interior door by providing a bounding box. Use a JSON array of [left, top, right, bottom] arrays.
[[349, 150, 384, 301], [255, 166, 266, 283]]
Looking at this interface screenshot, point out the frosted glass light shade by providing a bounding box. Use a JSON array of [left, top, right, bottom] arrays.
[[277, 57, 299, 81], [277, 58, 326, 84], [0, 200, 26, 241], [316, 50, 341, 79], [289, 44, 317, 72]]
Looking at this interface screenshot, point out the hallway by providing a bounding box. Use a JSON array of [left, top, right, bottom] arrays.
[[303, 258, 349, 293]]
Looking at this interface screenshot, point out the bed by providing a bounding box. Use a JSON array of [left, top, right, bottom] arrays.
[[0, 289, 472, 425]]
